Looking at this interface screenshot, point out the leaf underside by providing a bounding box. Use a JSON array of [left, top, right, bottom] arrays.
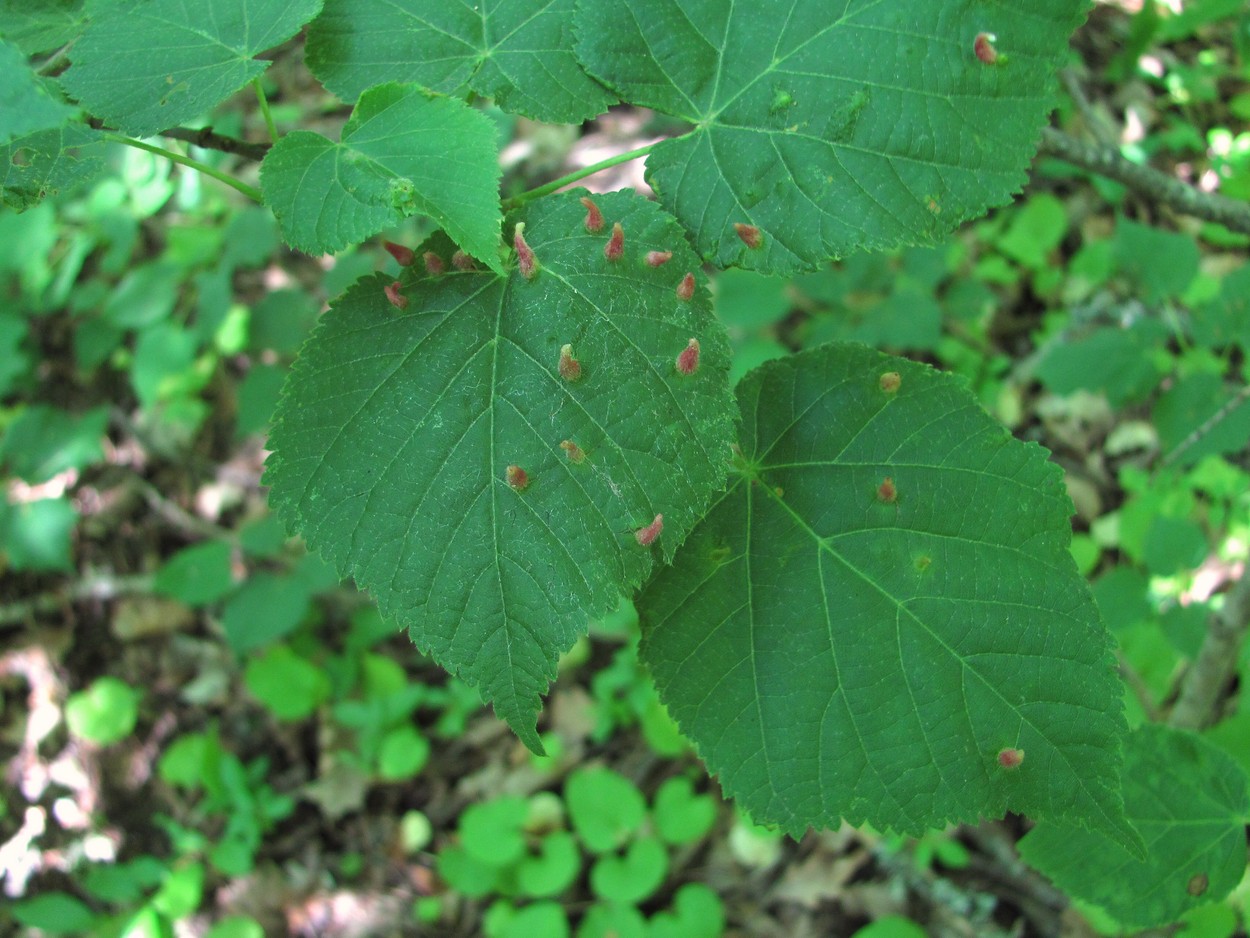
[[59, 0, 324, 137], [638, 344, 1135, 844], [259, 83, 503, 267], [307, 0, 615, 123], [1020, 724, 1250, 928], [575, 0, 1086, 273], [265, 190, 736, 749]]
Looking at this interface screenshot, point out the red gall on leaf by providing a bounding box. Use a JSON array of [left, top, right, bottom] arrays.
[[676, 272, 696, 302], [558, 344, 581, 382], [580, 196, 604, 233], [635, 513, 663, 546], [604, 222, 624, 261], [514, 223, 539, 280], [384, 241, 414, 266], [879, 371, 901, 393], [383, 281, 408, 310], [974, 32, 999, 64], [423, 251, 445, 275], [646, 250, 672, 268], [877, 477, 897, 503], [452, 251, 476, 271], [676, 338, 700, 376], [997, 747, 1024, 770], [506, 465, 529, 491], [733, 222, 763, 250], [559, 440, 585, 464]]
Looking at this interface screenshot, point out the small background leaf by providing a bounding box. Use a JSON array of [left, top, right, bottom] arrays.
[[638, 343, 1134, 843], [265, 190, 736, 748], [576, 0, 1085, 272], [1019, 724, 1250, 928], [307, 0, 614, 123], [60, 0, 324, 136], [260, 83, 503, 266]]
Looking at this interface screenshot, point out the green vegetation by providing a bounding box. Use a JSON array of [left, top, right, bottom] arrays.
[[2, 1, 1249, 935]]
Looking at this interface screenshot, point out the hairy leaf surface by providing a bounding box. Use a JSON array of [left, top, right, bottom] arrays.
[[576, 0, 1084, 272], [638, 344, 1135, 843], [1020, 724, 1249, 928], [260, 83, 503, 267], [266, 191, 736, 749], [307, 0, 614, 123], [60, 0, 323, 136]]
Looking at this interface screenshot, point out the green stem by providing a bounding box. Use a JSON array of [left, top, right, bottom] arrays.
[[254, 78, 279, 145], [104, 134, 263, 203], [503, 142, 658, 210]]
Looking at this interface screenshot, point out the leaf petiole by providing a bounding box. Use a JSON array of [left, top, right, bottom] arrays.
[[103, 133, 263, 202], [253, 78, 279, 145], [503, 142, 658, 210]]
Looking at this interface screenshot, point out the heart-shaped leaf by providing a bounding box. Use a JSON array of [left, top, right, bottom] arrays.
[[576, 0, 1084, 272], [265, 190, 736, 749], [638, 343, 1137, 847]]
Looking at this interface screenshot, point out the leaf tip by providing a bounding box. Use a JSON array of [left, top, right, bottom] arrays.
[[558, 344, 582, 382], [635, 513, 663, 547], [733, 222, 763, 250], [676, 338, 700, 376], [580, 196, 604, 233], [604, 222, 624, 261]]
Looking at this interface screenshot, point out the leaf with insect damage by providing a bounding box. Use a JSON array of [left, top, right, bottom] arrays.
[[265, 190, 736, 749]]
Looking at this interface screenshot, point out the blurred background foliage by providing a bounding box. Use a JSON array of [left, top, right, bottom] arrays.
[[2, 1, 1249, 935]]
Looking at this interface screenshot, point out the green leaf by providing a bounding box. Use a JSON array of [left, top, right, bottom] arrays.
[[0, 40, 75, 144], [638, 343, 1135, 845], [260, 82, 503, 267], [153, 540, 236, 605], [1019, 724, 1250, 928], [11, 893, 97, 934], [0, 495, 77, 571], [265, 190, 736, 748], [244, 646, 331, 721], [576, 0, 1084, 273], [306, 0, 614, 123], [566, 767, 646, 853], [0, 404, 108, 483], [65, 676, 140, 745], [0, 0, 87, 56], [589, 836, 667, 904], [59, 0, 324, 137], [651, 776, 716, 845], [0, 122, 104, 212]]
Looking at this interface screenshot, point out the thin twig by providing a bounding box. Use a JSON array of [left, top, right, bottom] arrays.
[[1039, 127, 1250, 235], [1169, 569, 1250, 730], [1161, 384, 1250, 466], [0, 572, 154, 627], [158, 126, 270, 161]]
